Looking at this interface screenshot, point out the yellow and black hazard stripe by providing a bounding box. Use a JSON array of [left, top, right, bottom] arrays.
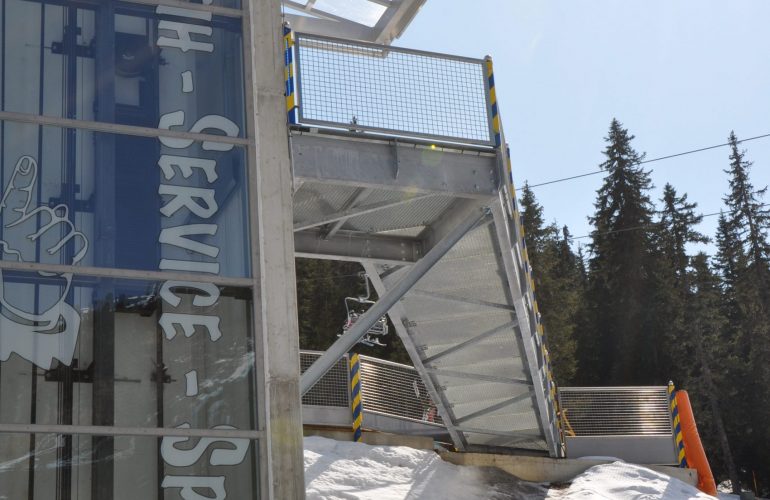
[[349, 353, 363, 442], [669, 381, 688, 467], [283, 25, 298, 124]]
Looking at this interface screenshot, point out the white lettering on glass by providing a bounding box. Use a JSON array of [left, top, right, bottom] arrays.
[[181, 71, 194, 93], [160, 476, 226, 500], [160, 225, 220, 257], [159, 155, 218, 182], [157, 22, 214, 54], [155, 5, 250, 495], [185, 370, 199, 397], [161, 423, 250, 467], [160, 281, 220, 307], [159, 185, 219, 219], [158, 111, 240, 151], [159, 313, 222, 342], [159, 259, 220, 274]]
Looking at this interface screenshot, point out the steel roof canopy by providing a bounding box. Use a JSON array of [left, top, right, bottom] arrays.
[[282, 0, 427, 45]]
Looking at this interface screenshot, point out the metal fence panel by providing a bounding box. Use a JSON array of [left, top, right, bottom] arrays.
[[294, 33, 494, 146], [300, 351, 444, 426], [359, 355, 444, 426], [559, 387, 673, 437], [300, 351, 350, 408]]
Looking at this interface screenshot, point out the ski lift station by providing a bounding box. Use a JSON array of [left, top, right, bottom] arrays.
[[0, 0, 704, 498]]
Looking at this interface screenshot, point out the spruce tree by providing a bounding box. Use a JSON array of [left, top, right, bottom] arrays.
[[648, 184, 708, 382], [520, 184, 580, 384], [584, 118, 656, 384], [718, 132, 770, 491], [686, 254, 741, 493]]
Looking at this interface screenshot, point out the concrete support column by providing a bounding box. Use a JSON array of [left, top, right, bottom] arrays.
[[244, 1, 305, 498]]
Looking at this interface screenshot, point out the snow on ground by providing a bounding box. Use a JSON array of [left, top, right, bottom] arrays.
[[304, 436, 546, 499], [547, 461, 714, 499], [304, 437, 720, 500]]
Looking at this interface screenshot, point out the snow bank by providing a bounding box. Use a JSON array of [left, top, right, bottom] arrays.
[[303, 436, 546, 500], [547, 461, 715, 499], [304, 437, 719, 500]]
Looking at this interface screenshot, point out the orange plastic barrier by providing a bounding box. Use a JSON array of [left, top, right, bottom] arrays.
[[675, 390, 717, 496]]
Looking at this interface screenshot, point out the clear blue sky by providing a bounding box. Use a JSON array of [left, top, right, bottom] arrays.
[[399, 0, 770, 254]]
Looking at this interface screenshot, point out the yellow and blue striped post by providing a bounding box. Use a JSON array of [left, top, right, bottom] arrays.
[[349, 353, 363, 442], [485, 57, 502, 148], [487, 55, 562, 454], [283, 25, 298, 125], [669, 381, 688, 467]]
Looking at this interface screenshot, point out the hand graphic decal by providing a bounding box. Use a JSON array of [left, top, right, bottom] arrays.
[[0, 156, 89, 369]]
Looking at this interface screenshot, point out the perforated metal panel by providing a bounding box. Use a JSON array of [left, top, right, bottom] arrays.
[[559, 387, 673, 436], [359, 355, 444, 426], [371, 214, 554, 453], [301, 351, 350, 408], [294, 33, 493, 145], [293, 181, 454, 232], [342, 195, 456, 233]]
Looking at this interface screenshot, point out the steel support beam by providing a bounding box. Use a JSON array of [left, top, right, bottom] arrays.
[[455, 427, 543, 440], [455, 393, 533, 425], [300, 207, 491, 396], [295, 229, 421, 265], [419, 198, 489, 251], [293, 192, 437, 232], [290, 132, 499, 198], [322, 187, 373, 239], [409, 289, 514, 311], [424, 368, 531, 386], [422, 321, 518, 365], [490, 196, 560, 457], [365, 266, 470, 451]]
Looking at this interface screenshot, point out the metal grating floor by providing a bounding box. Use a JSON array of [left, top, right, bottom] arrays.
[[364, 199, 558, 453], [293, 144, 559, 455]]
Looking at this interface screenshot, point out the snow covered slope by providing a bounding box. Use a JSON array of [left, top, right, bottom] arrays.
[[304, 437, 719, 500], [547, 461, 714, 499]]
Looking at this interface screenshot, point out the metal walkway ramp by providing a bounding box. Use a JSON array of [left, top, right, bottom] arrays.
[[288, 32, 561, 456]]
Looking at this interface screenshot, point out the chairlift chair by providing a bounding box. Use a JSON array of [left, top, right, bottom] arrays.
[[340, 273, 389, 347]]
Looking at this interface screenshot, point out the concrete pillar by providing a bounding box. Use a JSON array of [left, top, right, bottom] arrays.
[[244, 1, 305, 498]]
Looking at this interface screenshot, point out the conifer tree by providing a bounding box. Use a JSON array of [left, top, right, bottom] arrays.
[[686, 254, 741, 494], [718, 132, 770, 491], [584, 118, 656, 384], [648, 184, 708, 381], [520, 184, 580, 384]]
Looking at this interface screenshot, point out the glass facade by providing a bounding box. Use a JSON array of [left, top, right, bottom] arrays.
[[0, 0, 263, 498]]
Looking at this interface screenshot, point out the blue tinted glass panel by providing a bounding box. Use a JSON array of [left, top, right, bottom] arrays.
[[0, 272, 257, 431], [0, 121, 251, 277], [0, 433, 259, 499], [0, 1, 245, 136], [183, 0, 242, 8]]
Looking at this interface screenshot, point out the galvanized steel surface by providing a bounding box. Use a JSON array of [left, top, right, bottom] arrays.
[[299, 350, 443, 427], [293, 182, 456, 233], [559, 387, 673, 437], [293, 33, 494, 145], [301, 351, 350, 408], [372, 217, 552, 452], [359, 356, 444, 426]]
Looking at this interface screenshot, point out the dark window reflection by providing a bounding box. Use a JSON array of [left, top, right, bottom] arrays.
[[0, 432, 259, 499], [0, 0, 245, 132], [0, 272, 257, 430]]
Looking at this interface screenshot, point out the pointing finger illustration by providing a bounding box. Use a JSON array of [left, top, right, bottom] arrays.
[[0, 155, 90, 369], [0, 155, 37, 226]]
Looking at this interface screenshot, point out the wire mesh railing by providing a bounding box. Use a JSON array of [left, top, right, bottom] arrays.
[[300, 351, 444, 427], [292, 32, 495, 146], [359, 356, 444, 426], [559, 386, 674, 437], [300, 351, 350, 408]]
